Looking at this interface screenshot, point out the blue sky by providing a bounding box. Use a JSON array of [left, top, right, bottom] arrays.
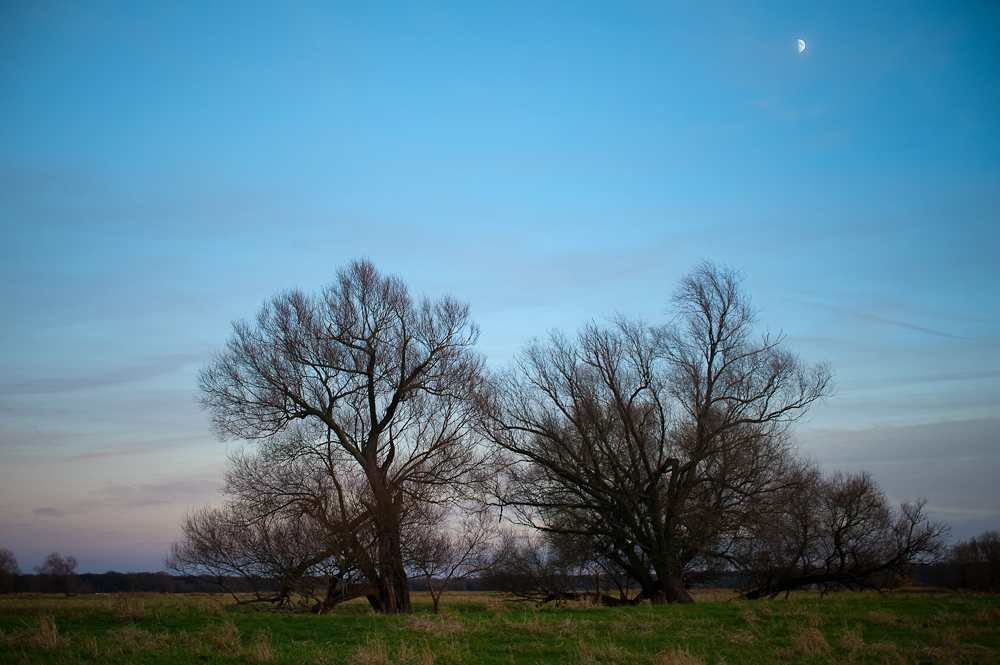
[[1, 0, 997, 574]]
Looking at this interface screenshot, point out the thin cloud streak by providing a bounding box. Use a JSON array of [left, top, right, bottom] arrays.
[[795, 299, 964, 339], [18, 478, 221, 521], [74, 449, 157, 460], [0, 353, 207, 396], [33, 507, 67, 518]]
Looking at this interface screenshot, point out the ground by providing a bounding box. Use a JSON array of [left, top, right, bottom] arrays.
[[1, 589, 999, 664]]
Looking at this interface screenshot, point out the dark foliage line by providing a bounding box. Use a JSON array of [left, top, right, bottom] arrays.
[[0, 571, 495, 595]]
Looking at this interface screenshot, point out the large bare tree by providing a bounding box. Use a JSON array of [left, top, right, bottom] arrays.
[[0, 549, 20, 594], [195, 259, 485, 614], [481, 262, 832, 604], [167, 430, 379, 612], [35, 552, 78, 595], [731, 470, 949, 598], [404, 503, 496, 614], [933, 530, 1000, 592]]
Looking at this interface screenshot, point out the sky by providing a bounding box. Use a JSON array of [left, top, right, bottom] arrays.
[[1, 0, 997, 574]]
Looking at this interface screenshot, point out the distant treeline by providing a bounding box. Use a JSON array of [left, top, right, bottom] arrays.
[[5, 572, 236, 594], [0, 562, 990, 596], [0, 572, 502, 595], [0, 570, 739, 595]]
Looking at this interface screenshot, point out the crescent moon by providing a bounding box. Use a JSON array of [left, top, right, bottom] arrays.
[[797, 39, 806, 52]]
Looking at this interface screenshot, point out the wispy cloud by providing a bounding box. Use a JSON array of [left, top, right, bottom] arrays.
[[847, 311, 963, 339], [75, 449, 157, 460], [843, 368, 1000, 391], [805, 418, 1000, 464], [34, 507, 67, 517], [25, 478, 220, 520], [91, 479, 220, 509], [794, 299, 965, 339], [0, 353, 206, 396]]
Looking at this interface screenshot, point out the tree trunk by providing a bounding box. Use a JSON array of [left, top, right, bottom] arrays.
[[640, 561, 695, 604], [634, 559, 695, 605], [364, 469, 413, 614], [659, 573, 695, 604], [377, 571, 412, 614], [375, 512, 412, 613]]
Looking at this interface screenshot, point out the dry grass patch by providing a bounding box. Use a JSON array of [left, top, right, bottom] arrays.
[[611, 612, 657, 635], [350, 632, 393, 665], [892, 586, 952, 594], [405, 614, 467, 636], [727, 629, 757, 645], [0, 596, 88, 612], [653, 648, 706, 665], [751, 603, 777, 619], [932, 628, 961, 648], [864, 641, 905, 665], [505, 613, 549, 635], [349, 631, 451, 665], [779, 626, 831, 659], [978, 605, 1000, 622], [674, 617, 718, 640], [690, 589, 738, 603], [111, 625, 172, 651], [913, 644, 991, 664], [429, 636, 471, 664], [838, 627, 865, 654], [0, 614, 68, 650], [484, 597, 509, 614], [955, 643, 992, 658], [866, 609, 898, 626], [84, 628, 171, 660], [504, 613, 588, 636], [574, 638, 631, 664], [202, 617, 243, 654], [199, 600, 227, 617], [804, 611, 825, 627], [108, 592, 148, 623], [934, 610, 964, 623], [247, 628, 276, 662]]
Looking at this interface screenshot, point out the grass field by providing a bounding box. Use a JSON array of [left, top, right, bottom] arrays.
[[1, 589, 998, 664]]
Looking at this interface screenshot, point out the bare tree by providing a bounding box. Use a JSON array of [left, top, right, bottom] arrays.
[[481, 262, 832, 604], [0, 548, 19, 594], [171, 425, 387, 612], [166, 495, 372, 611], [932, 530, 1000, 592], [731, 471, 949, 598], [482, 531, 636, 606], [404, 504, 495, 613], [195, 259, 485, 614], [481, 531, 592, 604], [36, 551, 78, 595]]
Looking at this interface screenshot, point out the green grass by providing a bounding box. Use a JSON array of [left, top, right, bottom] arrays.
[[1, 590, 998, 664]]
